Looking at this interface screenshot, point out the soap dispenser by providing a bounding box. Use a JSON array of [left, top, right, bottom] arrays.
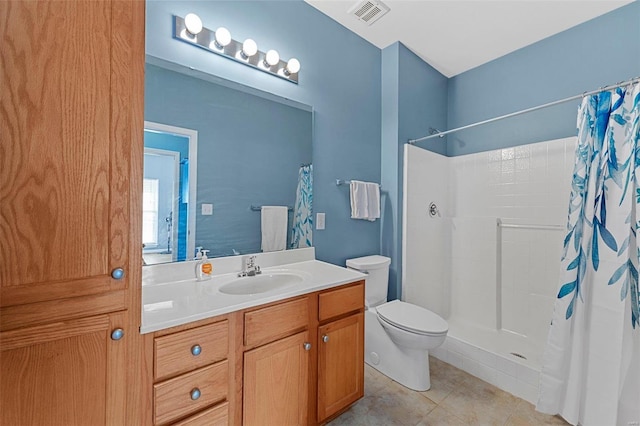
[[196, 249, 213, 281]]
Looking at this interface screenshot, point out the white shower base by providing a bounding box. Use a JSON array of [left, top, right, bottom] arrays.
[[430, 319, 541, 404]]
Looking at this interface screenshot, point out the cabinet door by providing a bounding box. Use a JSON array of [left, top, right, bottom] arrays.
[[243, 331, 310, 426], [0, 0, 141, 327], [317, 313, 364, 422], [0, 311, 128, 425]]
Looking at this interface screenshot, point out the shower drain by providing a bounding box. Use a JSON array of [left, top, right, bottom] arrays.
[[510, 352, 527, 360]]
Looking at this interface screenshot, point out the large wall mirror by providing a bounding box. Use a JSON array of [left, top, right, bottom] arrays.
[[143, 58, 313, 265]]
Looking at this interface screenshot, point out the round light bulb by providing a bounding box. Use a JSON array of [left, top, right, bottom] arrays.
[[242, 39, 258, 58], [285, 58, 301, 74], [184, 13, 203, 35], [265, 49, 280, 67], [214, 27, 231, 47]]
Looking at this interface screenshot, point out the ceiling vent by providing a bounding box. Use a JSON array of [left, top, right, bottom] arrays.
[[348, 0, 390, 26]]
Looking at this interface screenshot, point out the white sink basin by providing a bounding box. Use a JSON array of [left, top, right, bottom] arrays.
[[217, 271, 306, 295]]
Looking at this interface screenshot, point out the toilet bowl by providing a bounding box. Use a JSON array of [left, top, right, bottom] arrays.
[[376, 300, 447, 349], [346, 255, 448, 391]]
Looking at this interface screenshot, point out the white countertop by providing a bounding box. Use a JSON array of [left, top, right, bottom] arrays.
[[141, 249, 366, 334]]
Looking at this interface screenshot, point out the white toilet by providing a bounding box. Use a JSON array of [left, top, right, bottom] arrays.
[[346, 255, 448, 391]]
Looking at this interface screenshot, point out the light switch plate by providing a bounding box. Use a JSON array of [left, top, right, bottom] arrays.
[[201, 203, 213, 215], [316, 212, 325, 230]]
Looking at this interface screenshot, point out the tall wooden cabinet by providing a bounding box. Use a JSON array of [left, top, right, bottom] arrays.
[[0, 1, 146, 424]]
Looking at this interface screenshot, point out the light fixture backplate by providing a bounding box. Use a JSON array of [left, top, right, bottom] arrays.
[[173, 15, 298, 84]]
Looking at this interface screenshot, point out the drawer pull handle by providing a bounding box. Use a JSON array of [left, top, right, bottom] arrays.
[[190, 388, 201, 400], [111, 268, 125, 280], [303, 342, 311, 351], [191, 344, 202, 356], [322, 335, 329, 343], [111, 328, 124, 341]]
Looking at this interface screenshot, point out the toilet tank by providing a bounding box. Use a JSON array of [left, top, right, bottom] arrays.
[[346, 255, 391, 307]]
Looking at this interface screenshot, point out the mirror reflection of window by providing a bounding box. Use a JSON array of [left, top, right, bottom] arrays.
[[143, 125, 196, 265], [142, 178, 159, 246]]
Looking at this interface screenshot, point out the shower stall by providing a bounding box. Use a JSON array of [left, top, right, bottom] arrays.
[[402, 136, 576, 403]]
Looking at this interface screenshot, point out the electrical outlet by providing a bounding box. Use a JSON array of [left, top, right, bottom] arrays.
[[316, 212, 325, 230], [201, 203, 213, 215]]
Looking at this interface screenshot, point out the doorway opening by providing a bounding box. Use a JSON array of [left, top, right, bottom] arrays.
[[143, 122, 198, 264]]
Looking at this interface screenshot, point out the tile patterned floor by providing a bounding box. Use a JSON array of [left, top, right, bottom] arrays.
[[328, 357, 569, 426]]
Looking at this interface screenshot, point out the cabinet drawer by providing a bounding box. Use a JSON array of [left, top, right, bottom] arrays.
[[154, 361, 228, 425], [244, 297, 308, 348], [170, 402, 228, 426], [155, 320, 228, 381], [318, 282, 364, 322]]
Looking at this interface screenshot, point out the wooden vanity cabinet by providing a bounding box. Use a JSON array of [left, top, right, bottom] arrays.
[[241, 296, 313, 426], [239, 282, 365, 426], [243, 330, 311, 426], [317, 282, 365, 424], [0, 1, 146, 424], [151, 316, 232, 425], [144, 281, 364, 426]]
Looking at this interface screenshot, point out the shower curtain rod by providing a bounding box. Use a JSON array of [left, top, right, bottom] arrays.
[[407, 76, 640, 145]]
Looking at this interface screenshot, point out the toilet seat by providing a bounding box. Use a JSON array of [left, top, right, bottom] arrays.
[[376, 300, 448, 336]]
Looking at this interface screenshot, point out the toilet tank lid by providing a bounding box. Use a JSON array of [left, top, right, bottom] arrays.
[[346, 255, 391, 271]]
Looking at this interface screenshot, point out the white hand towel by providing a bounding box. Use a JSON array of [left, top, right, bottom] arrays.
[[261, 206, 288, 252], [350, 180, 381, 221], [365, 182, 380, 221], [350, 180, 369, 220]]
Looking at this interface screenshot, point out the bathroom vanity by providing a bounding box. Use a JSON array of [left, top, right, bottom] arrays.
[[142, 249, 366, 425]]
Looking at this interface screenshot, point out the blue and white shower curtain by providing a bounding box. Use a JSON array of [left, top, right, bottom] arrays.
[[291, 164, 313, 249], [538, 84, 640, 425]]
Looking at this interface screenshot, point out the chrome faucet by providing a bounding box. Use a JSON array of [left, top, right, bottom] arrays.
[[238, 255, 261, 277]]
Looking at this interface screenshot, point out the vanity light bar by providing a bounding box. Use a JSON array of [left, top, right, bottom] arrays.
[[174, 15, 300, 84]]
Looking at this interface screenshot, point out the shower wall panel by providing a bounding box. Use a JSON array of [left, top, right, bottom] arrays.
[[402, 144, 450, 318], [404, 136, 575, 355]]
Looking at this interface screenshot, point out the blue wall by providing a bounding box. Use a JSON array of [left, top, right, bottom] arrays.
[[380, 44, 400, 299], [145, 64, 312, 257], [446, 2, 640, 156], [146, 1, 382, 266], [381, 43, 448, 299], [146, 1, 638, 298]]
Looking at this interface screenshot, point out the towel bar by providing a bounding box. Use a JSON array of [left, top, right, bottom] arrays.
[[250, 205, 293, 212], [336, 179, 382, 188]]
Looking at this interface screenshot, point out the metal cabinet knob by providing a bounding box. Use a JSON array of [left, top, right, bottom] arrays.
[[322, 335, 329, 343], [303, 342, 311, 351], [190, 388, 201, 400], [191, 344, 202, 356], [111, 328, 124, 341], [111, 268, 125, 280]]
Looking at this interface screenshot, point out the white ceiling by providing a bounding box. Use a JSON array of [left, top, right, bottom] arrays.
[[305, 0, 633, 77]]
